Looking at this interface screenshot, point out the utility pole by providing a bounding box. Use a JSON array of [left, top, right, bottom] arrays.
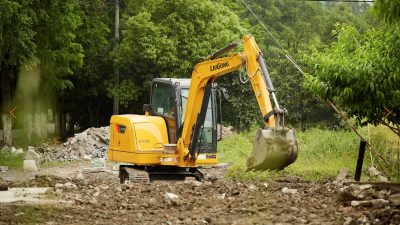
[[113, 0, 120, 115]]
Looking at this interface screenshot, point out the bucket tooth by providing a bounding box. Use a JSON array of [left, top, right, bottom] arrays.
[[246, 128, 298, 171]]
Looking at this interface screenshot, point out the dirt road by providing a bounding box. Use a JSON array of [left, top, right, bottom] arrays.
[[0, 163, 399, 225]]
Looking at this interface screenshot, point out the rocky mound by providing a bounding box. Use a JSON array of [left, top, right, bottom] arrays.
[[34, 127, 110, 162]]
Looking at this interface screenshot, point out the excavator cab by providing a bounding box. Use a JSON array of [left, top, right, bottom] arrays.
[[148, 78, 219, 165]]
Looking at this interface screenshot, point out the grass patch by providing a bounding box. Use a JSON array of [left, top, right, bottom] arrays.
[[0, 151, 24, 169], [286, 128, 360, 180], [14, 205, 58, 225], [218, 126, 398, 181]]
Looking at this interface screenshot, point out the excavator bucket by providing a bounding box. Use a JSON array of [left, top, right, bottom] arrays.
[[246, 128, 298, 171]]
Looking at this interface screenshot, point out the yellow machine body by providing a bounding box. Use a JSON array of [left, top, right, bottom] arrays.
[[108, 114, 217, 167], [108, 114, 167, 165]]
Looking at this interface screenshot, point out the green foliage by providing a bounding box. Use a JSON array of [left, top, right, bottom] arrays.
[[218, 128, 358, 181], [106, 79, 140, 107], [286, 128, 360, 180], [111, 0, 245, 110], [217, 0, 373, 130], [219, 126, 399, 181], [65, 0, 113, 127], [114, 0, 244, 77], [374, 0, 400, 24], [33, 0, 84, 92], [0, 151, 24, 169], [305, 24, 400, 131], [0, 0, 36, 66]]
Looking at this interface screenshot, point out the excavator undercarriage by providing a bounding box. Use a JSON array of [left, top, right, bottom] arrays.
[[119, 166, 204, 184]]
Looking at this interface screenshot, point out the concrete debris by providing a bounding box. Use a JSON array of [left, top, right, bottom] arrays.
[[1, 146, 23, 154], [11, 147, 23, 154], [26, 147, 41, 159], [23, 160, 38, 172], [350, 199, 389, 208], [248, 184, 258, 191], [31, 126, 110, 163], [336, 169, 353, 183], [164, 192, 179, 205], [91, 158, 106, 168], [216, 124, 235, 138], [0, 187, 50, 203], [217, 193, 226, 200], [0, 166, 8, 173], [378, 175, 388, 182], [55, 183, 64, 189], [388, 193, 400, 206], [99, 184, 109, 190], [184, 180, 202, 187], [263, 182, 269, 189], [83, 155, 92, 160], [63, 182, 77, 189], [282, 187, 298, 195], [212, 163, 229, 169], [368, 167, 381, 177], [75, 172, 84, 180]]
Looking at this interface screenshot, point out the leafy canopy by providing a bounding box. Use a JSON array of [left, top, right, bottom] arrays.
[[305, 24, 400, 131]]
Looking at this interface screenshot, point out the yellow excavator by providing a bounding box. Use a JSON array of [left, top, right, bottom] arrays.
[[107, 35, 298, 183]]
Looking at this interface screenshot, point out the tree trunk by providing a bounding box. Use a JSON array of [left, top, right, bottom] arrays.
[[54, 111, 60, 137], [1, 65, 12, 146], [66, 113, 74, 136], [60, 112, 67, 140], [41, 111, 47, 139], [26, 113, 33, 143], [34, 111, 42, 139], [1, 115, 12, 146]]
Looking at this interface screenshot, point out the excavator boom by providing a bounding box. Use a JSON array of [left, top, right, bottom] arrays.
[[178, 35, 298, 171]]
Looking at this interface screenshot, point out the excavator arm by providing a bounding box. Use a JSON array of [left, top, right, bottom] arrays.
[[177, 35, 298, 170]]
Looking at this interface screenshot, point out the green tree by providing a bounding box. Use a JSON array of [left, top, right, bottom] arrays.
[[217, 0, 373, 130], [0, 0, 83, 145], [0, 0, 36, 145], [61, 0, 113, 132], [111, 0, 245, 114], [305, 24, 400, 136]]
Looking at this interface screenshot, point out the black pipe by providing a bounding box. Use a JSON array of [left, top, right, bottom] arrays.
[[207, 41, 238, 60], [355, 140, 367, 181], [257, 55, 275, 93]]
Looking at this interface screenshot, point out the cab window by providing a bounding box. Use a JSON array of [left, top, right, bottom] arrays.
[[180, 88, 215, 153], [151, 82, 176, 118]]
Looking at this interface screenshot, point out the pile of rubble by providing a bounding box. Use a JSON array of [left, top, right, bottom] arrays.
[[34, 127, 110, 163], [334, 169, 400, 224], [1, 146, 23, 155]]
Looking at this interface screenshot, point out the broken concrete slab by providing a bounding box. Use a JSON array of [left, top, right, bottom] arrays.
[[0, 187, 48, 203], [23, 160, 38, 172], [389, 193, 400, 206], [282, 187, 298, 195], [350, 199, 389, 208], [336, 169, 353, 182], [0, 166, 8, 173]]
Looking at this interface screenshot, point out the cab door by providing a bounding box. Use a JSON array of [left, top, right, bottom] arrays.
[[150, 82, 177, 143]]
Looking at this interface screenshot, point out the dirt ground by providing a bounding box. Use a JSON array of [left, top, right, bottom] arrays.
[[0, 162, 399, 225]]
